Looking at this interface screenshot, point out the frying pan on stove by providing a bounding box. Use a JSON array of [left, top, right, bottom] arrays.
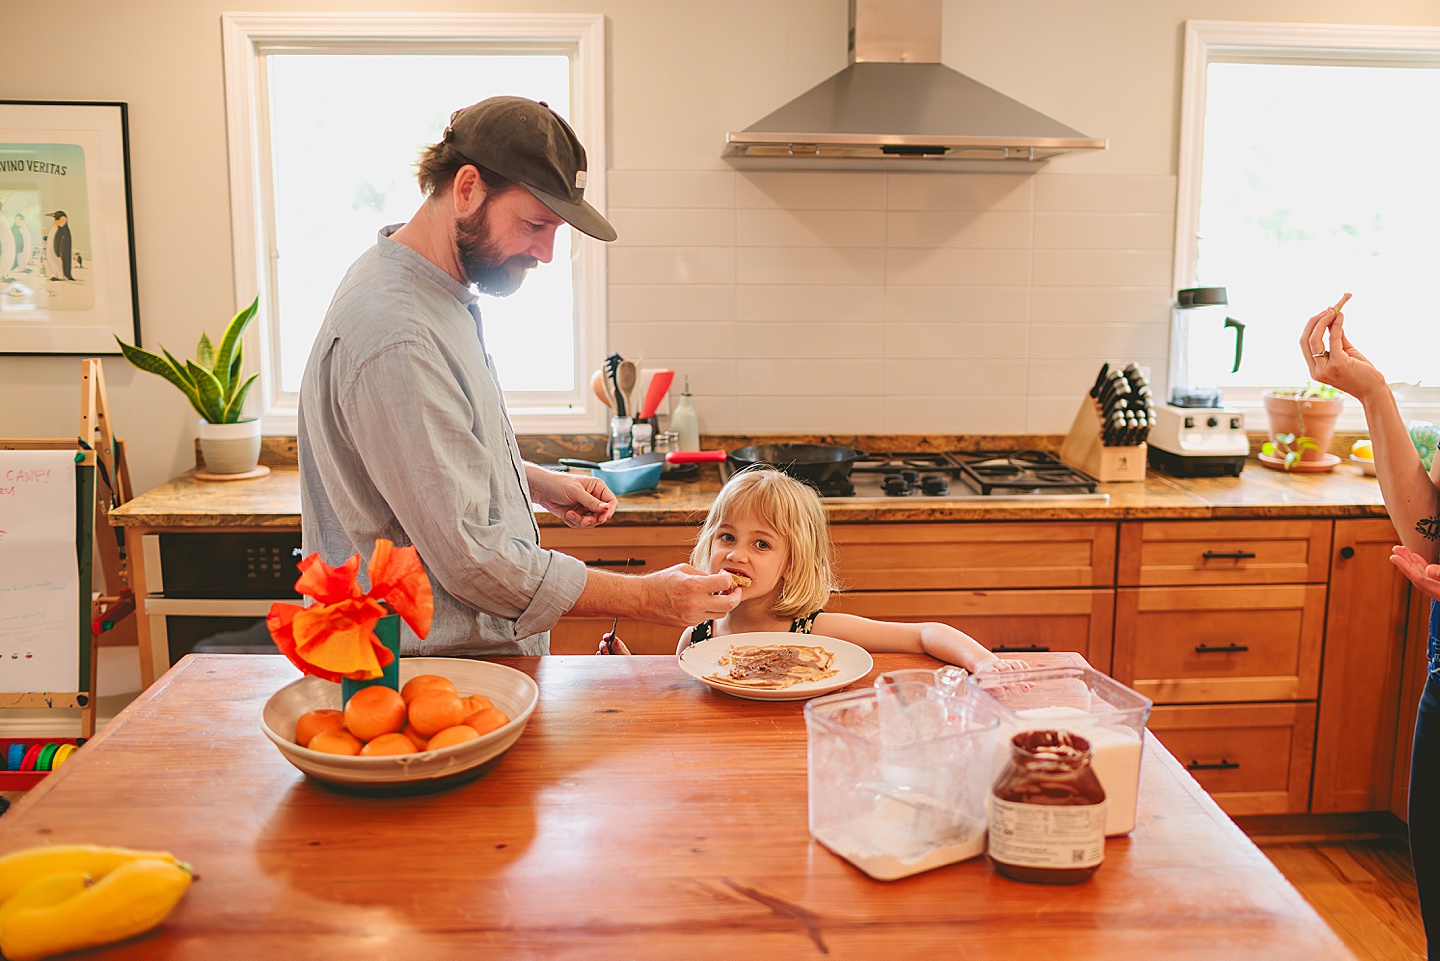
[[722, 444, 867, 487]]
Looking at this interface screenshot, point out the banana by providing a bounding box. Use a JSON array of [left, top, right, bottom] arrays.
[[0, 844, 181, 903], [0, 858, 193, 961]]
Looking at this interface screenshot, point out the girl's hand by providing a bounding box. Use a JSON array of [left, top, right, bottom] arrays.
[[1301, 302, 1387, 404], [596, 633, 632, 655], [1391, 545, 1440, 603], [976, 657, 1029, 674]]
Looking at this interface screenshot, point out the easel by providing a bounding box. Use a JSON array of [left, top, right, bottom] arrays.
[[0, 359, 135, 736]]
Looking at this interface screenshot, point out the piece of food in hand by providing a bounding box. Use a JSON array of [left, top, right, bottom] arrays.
[[1351, 439, 1373, 461], [1332, 291, 1352, 315], [727, 571, 752, 589]]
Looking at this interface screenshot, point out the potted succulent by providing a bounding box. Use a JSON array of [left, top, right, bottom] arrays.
[[1261, 383, 1344, 471], [115, 297, 261, 474]]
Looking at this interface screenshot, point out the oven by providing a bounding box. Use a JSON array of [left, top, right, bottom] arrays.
[[140, 532, 302, 666]]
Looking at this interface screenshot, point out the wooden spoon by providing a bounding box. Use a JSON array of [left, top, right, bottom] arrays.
[[590, 369, 614, 409], [616, 361, 638, 418]]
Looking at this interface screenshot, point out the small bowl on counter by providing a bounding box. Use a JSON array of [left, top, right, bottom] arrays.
[[1350, 454, 1377, 476]]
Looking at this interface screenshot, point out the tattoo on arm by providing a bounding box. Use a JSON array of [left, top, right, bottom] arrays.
[[1417, 516, 1440, 541]]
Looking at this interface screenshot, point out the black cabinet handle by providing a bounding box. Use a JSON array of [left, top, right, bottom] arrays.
[[1339, 546, 1355, 559], [991, 644, 1051, 653], [1195, 643, 1249, 654], [1202, 550, 1257, 560], [1188, 759, 1240, 771], [584, 557, 648, 568]]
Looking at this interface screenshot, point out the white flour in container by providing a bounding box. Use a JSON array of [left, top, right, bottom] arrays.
[[812, 793, 986, 881], [1010, 706, 1143, 836]]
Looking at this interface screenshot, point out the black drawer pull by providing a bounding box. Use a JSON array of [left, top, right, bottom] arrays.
[[1188, 759, 1240, 771], [584, 557, 648, 569], [1202, 550, 1257, 560], [991, 644, 1052, 653], [1194, 643, 1249, 654]]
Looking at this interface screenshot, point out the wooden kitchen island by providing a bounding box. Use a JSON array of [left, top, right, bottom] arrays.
[[0, 654, 1356, 960]]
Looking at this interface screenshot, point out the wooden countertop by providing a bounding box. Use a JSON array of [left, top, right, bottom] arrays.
[[0, 653, 1355, 960], [109, 455, 1388, 528]]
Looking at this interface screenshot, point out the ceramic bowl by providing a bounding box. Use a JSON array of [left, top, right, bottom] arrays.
[[261, 657, 538, 796], [1350, 454, 1377, 476]]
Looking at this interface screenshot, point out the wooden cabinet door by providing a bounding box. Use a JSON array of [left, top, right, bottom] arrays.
[[828, 589, 1115, 670], [1113, 584, 1325, 703], [1311, 518, 1412, 814], [831, 521, 1117, 590], [1149, 702, 1316, 816], [1117, 520, 1332, 587]]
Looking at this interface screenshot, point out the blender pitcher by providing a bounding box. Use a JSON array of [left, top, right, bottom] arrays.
[[1169, 287, 1246, 408]]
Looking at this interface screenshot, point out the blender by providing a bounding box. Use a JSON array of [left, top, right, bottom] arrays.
[[1147, 287, 1250, 477]]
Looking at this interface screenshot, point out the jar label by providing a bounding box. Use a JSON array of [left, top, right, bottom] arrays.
[[988, 796, 1107, 869]]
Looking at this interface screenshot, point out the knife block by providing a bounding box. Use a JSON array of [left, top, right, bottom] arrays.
[[1060, 398, 1147, 482]]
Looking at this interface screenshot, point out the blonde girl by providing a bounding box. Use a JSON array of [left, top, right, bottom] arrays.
[[605, 465, 1019, 673]]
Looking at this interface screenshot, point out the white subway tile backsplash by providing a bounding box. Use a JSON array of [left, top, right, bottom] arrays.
[[736, 172, 886, 210], [886, 210, 1029, 249], [884, 286, 1029, 324], [886, 173, 1031, 211], [609, 170, 736, 208], [609, 246, 737, 285], [735, 322, 884, 359], [1033, 174, 1177, 213], [609, 208, 736, 247], [611, 284, 737, 323], [884, 359, 1029, 395], [1027, 396, 1088, 433], [735, 395, 887, 434], [736, 209, 887, 247], [737, 247, 887, 285], [887, 247, 1030, 286], [609, 322, 737, 360], [884, 322, 1028, 359], [737, 284, 885, 323], [1031, 249, 1172, 287], [1028, 323, 1168, 360], [884, 396, 1030, 434], [736, 359, 885, 395], [1033, 212, 1174, 250], [1031, 286, 1170, 326]]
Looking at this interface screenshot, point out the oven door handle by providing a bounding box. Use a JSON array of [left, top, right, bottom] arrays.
[[143, 597, 287, 616]]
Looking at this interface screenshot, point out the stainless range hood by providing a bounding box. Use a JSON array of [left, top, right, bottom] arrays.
[[723, 0, 1106, 172]]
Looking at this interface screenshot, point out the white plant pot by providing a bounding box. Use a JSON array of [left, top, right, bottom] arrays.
[[198, 419, 261, 474]]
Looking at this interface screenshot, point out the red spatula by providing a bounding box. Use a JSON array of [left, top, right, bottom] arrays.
[[638, 370, 675, 420]]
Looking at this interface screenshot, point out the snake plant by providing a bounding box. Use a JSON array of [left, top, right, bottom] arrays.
[[114, 296, 259, 424]]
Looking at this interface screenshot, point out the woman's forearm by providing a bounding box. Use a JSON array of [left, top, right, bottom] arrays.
[[1360, 387, 1440, 560]]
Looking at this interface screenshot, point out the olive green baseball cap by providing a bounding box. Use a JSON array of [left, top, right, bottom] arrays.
[[443, 96, 616, 242]]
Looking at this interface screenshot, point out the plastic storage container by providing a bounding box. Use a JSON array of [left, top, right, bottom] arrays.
[[804, 670, 1001, 880], [968, 666, 1152, 836]]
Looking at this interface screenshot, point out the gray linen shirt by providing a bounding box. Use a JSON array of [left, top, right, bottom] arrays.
[[297, 225, 588, 655]]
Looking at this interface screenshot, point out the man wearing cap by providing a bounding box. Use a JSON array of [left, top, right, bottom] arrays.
[[299, 96, 739, 657]]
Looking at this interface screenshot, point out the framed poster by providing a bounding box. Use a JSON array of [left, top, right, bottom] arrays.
[[0, 101, 140, 354]]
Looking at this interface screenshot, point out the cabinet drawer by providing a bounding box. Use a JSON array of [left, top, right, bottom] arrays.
[[540, 526, 694, 574], [828, 589, 1114, 669], [1118, 520, 1332, 586], [832, 522, 1117, 591], [1113, 584, 1325, 703], [1149, 702, 1316, 816]]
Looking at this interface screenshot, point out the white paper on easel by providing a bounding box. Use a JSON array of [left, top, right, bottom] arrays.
[[0, 450, 80, 691]]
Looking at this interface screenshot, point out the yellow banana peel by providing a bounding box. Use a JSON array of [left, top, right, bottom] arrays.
[[0, 843, 181, 904], [0, 858, 193, 961]]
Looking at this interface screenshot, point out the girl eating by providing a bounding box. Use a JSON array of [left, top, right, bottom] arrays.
[[603, 464, 1022, 674]]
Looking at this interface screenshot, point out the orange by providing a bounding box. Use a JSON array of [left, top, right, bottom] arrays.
[[400, 725, 428, 751], [401, 673, 457, 705], [343, 685, 408, 742], [459, 694, 493, 716], [308, 729, 363, 755], [463, 706, 511, 737], [427, 725, 481, 751], [408, 689, 468, 738], [294, 708, 345, 747], [360, 732, 419, 756]]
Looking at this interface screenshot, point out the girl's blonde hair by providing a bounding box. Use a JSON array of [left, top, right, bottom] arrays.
[[690, 465, 839, 619]]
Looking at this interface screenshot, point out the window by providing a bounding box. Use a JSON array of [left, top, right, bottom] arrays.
[[1175, 21, 1440, 424], [221, 13, 609, 434]]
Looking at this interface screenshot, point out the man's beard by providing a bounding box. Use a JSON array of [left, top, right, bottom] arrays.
[[455, 197, 539, 297]]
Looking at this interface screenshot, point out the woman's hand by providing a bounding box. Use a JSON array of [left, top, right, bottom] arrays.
[[526, 465, 617, 528], [1391, 545, 1440, 603], [1301, 303, 1388, 404]]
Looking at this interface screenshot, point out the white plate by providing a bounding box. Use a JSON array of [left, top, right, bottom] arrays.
[[678, 632, 874, 701]]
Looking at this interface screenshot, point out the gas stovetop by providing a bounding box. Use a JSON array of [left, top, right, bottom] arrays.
[[818, 451, 1109, 504]]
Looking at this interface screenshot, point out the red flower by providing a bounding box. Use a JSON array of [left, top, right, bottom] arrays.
[[268, 540, 433, 681]]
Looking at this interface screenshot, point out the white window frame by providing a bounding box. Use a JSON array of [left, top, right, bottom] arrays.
[[221, 12, 610, 435], [1175, 20, 1440, 428]]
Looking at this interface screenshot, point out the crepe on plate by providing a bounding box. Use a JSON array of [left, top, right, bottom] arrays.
[[710, 643, 837, 689]]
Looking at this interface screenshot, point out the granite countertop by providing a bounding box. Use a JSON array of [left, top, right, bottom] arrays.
[[109, 445, 1389, 529]]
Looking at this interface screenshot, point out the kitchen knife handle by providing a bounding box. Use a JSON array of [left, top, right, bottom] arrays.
[[1202, 550, 1257, 560], [1194, 643, 1249, 654], [666, 449, 729, 463], [1187, 759, 1241, 771], [584, 557, 648, 568]]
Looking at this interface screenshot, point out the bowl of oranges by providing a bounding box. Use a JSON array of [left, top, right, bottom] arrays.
[[261, 657, 539, 795]]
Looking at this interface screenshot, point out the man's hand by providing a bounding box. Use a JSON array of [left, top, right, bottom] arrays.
[[526, 465, 617, 528], [1392, 545, 1440, 603], [1301, 302, 1388, 404], [635, 564, 741, 627]]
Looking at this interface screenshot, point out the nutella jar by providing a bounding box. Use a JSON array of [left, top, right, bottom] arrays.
[[988, 730, 1107, 884]]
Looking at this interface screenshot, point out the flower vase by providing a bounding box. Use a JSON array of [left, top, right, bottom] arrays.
[[341, 613, 401, 706]]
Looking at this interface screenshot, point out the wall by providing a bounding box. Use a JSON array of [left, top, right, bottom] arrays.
[[1, 0, 1437, 497]]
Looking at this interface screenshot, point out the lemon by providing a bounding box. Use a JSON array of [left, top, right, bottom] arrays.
[[1352, 439, 1374, 461]]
